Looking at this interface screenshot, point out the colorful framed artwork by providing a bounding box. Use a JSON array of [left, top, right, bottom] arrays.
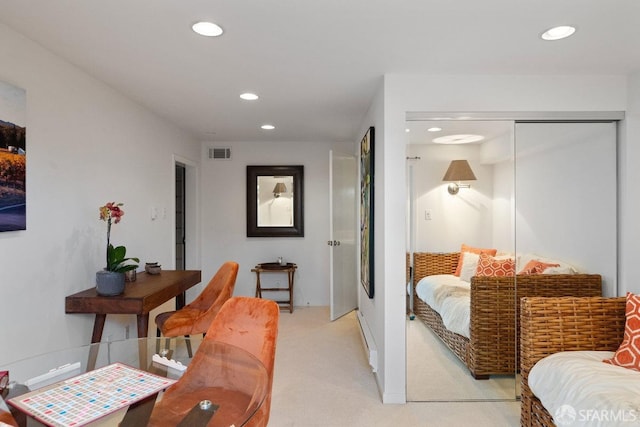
[[0, 81, 26, 232], [360, 126, 374, 298]]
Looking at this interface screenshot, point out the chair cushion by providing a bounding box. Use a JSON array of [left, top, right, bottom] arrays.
[[0, 411, 19, 427], [156, 308, 205, 336]]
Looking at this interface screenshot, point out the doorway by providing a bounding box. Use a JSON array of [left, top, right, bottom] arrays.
[[175, 163, 186, 270], [173, 156, 199, 276], [329, 150, 358, 320]]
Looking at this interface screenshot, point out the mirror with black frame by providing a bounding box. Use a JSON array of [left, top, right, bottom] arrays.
[[246, 165, 304, 237]]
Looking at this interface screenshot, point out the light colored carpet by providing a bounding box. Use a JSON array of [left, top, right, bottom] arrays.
[[269, 306, 520, 426], [406, 315, 517, 401]]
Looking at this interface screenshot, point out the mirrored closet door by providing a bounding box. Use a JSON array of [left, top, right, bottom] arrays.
[[406, 119, 517, 401], [405, 117, 618, 402]]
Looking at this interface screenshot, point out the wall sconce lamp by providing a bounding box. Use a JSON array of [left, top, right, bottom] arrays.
[[273, 182, 287, 198], [442, 160, 477, 195]]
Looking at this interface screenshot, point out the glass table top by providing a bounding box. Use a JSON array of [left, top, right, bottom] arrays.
[[0, 337, 268, 427]]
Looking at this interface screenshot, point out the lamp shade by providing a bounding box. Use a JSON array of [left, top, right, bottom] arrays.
[[273, 182, 287, 195], [442, 160, 477, 182]]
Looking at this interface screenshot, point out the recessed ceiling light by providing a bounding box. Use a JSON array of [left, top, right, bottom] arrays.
[[427, 127, 442, 132], [240, 93, 259, 101], [405, 128, 410, 133], [261, 124, 275, 130], [192, 21, 224, 37], [433, 134, 485, 144], [541, 26, 576, 41]]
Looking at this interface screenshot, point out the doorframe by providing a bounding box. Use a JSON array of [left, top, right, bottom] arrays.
[[406, 111, 625, 122]]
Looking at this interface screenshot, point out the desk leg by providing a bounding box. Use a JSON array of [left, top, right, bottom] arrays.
[[87, 314, 107, 370], [176, 291, 186, 309], [174, 291, 192, 357], [137, 314, 149, 368], [91, 314, 107, 343], [255, 272, 262, 298], [288, 270, 294, 313]]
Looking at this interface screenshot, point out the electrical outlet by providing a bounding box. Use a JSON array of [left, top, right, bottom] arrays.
[[425, 210, 432, 220]]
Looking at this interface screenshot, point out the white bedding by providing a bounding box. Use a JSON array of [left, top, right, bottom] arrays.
[[415, 275, 470, 338], [529, 351, 640, 427]]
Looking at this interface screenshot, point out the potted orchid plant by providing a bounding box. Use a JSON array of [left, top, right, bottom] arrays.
[[96, 202, 139, 295]]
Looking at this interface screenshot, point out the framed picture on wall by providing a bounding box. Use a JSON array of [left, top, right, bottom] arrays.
[[360, 126, 374, 298], [0, 81, 26, 232]]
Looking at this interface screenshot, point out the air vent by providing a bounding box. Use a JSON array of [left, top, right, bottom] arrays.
[[209, 147, 231, 160]]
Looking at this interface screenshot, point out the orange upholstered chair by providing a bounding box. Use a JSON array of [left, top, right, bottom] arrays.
[[148, 297, 279, 427], [0, 409, 18, 427], [155, 261, 238, 355]]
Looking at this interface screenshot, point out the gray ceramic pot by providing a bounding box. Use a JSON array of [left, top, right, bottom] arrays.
[[96, 270, 126, 296]]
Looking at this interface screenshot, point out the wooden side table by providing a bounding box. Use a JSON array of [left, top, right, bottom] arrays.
[[251, 263, 297, 313]]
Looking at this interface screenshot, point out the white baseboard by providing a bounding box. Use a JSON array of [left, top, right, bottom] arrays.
[[356, 310, 378, 372]]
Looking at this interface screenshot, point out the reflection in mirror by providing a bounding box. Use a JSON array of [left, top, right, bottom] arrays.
[[405, 120, 516, 401], [246, 165, 304, 237], [514, 122, 617, 296], [405, 118, 618, 403], [257, 175, 294, 227]]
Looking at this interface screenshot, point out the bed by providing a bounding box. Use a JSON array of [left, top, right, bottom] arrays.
[[411, 252, 603, 379]]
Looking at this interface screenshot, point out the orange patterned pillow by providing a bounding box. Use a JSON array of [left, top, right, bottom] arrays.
[[474, 253, 515, 277], [603, 292, 640, 371], [517, 259, 560, 275], [454, 244, 497, 277]]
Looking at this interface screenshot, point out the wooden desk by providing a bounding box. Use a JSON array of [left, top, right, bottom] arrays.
[[65, 270, 201, 344], [252, 263, 297, 313]]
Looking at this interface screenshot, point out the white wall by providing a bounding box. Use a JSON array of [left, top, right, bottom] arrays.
[[363, 73, 628, 403], [0, 23, 200, 365], [492, 158, 515, 251], [355, 82, 393, 400], [407, 144, 495, 252], [199, 140, 350, 308], [620, 71, 640, 296], [514, 122, 618, 295]]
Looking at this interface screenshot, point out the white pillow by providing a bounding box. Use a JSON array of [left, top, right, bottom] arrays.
[[543, 265, 577, 274], [459, 252, 480, 282]]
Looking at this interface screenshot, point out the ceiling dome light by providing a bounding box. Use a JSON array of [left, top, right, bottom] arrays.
[[192, 21, 224, 37], [433, 134, 485, 144], [261, 124, 275, 130], [240, 93, 259, 101], [541, 26, 576, 41], [427, 127, 442, 132]]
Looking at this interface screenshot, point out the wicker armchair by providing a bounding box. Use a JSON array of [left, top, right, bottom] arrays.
[[520, 296, 625, 427], [411, 252, 603, 379]]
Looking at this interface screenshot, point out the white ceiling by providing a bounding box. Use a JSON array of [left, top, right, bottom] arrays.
[[1, 0, 638, 143], [406, 120, 513, 146]]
